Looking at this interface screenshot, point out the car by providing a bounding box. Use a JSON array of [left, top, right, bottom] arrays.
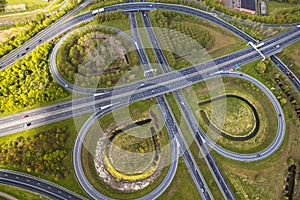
[[23, 115, 28, 118], [23, 123, 31, 128], [257, 154, 261, 157], [38, 39, 42, 43], [276, 45, 280, 48], [279, 114, 282, 117], [227, 65, 231, 68], [26, 47, 29, 50], [291, 77, 295, 81], [21, 53, 25, 56], [240, 74, 243, 76], [285, 69, 290, 74]]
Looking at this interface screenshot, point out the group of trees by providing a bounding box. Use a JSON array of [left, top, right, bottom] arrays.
[[150, 11, 215, 50], [0, 42, 69, 114], [0, 4, 77, 58], [95, 10, 127, 23], [255, 58, 300, 122], [57, 25, 140, 88], [0, 128, 69, 181]]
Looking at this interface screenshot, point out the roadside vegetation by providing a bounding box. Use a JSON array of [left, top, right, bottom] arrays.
[[202, 0, 300, 24], [149, 10, 246, 69], [0, 42, 69, 116], [0, 184, 48, 200], [267, 0, 300, 19], [164, 90, 225, 199], [0, 1, 77, 58], [243, 58, 300, 125], [0, 127, 69, 181], [2, 0, 50, 13], [277, 40, 300, 81], [0, 113, 93, 198], [157, 158, 201, 200]]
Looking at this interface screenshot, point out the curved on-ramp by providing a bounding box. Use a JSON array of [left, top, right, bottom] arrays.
[[73, 104, 179, 200], [202, 72, 286, 162]]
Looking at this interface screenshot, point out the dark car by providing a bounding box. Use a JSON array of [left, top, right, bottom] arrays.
[[23, 123, 31, 128], [23, 115, 29, 118]]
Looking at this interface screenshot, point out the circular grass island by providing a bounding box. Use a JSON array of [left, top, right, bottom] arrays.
[[80, 100, 174, 199], [56, 26, 143, 89], [193, 77, 278, 154]]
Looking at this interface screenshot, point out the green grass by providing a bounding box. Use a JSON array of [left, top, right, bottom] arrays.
[[191, 76, 278, 154], [267, 1, 300, 17], [0, 113, 93, 198], [0, 184, 48, 200], [157, 157, 201, 200], [200, 96, 256, 137], [5, 0, 49, 12]]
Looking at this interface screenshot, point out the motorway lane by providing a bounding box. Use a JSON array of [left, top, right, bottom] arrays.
[[156, 95, 213, 200], [130, 11, 212, 199], [48, 17, 300, 96], [0, 0, 93, 70], [271, 55, 300, 92], [0, 36, 289, 136], [141, 11, 234, 199], [0, 1, 292, 198], [0, 169, 86, 200]]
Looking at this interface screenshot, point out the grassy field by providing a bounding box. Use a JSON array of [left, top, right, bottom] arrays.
[[5, 0, 50, 12], [178, 20, 246, 58], [0, 113, 92, 198], [108, 124, 156, 175], [149, 11, 246, 63], [0, 184, 48, 200], [157, 157, 201, 200], [183, 75, 278, 154], [267, 1, 300, 17], [200, 96, 256, 137]]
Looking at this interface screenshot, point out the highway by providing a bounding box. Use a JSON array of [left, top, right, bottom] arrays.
[[0, 2, 294, 160], [0, 2, 299, 97], [0, 0, 93, 70], [130, 10, 212, 199], [0, 1, 296, 199], [129, 10, 213, 199], [141, 11, 234, 199], [271, 55, 300, 92], [0, 169, 86, 200]]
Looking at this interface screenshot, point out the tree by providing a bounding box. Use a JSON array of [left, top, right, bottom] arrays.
[[255, 62, 267, 74], [280, 98, 287, 105]]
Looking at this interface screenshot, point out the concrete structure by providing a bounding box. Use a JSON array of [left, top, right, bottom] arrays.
[[261, 1, 267, 15], [225, 0, 257, 14]]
